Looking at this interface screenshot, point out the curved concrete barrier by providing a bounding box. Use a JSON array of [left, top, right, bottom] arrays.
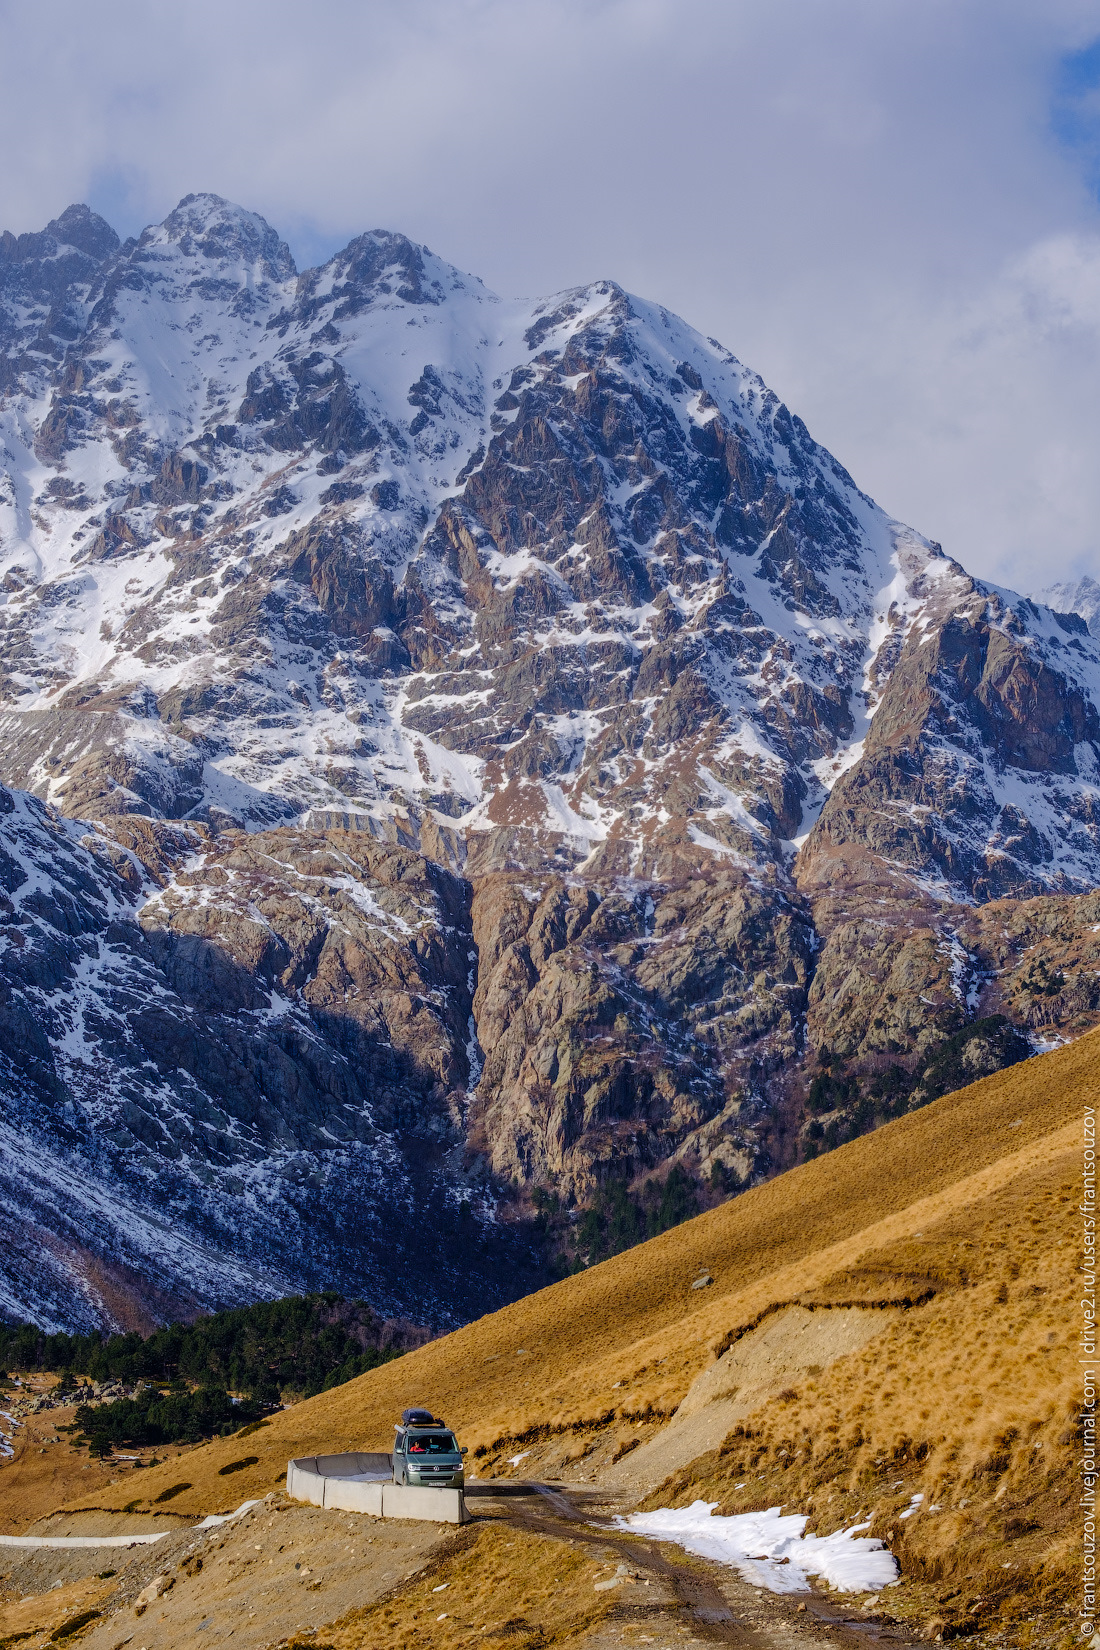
[[0, 1531, 170, 1549], [286, 1454, 467, 1524]]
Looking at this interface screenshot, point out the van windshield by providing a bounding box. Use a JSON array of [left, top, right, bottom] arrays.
[[405, 1432, 459, 1454]]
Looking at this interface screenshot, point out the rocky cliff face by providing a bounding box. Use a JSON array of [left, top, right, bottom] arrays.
[[1, 193, 1098, 1328]]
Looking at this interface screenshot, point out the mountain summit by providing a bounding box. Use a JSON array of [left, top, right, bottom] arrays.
[[0, 195, 1097, 1329]]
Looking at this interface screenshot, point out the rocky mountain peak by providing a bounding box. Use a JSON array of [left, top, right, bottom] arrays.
[[295, 228, 457, 315], [153, 192, 297, 280], [0, 197, 1099, 1329], [1033, 572, 1100, 638], [42, 203, 120, 262], [0, 202, 119, 267], [0, 203, 122, 402]]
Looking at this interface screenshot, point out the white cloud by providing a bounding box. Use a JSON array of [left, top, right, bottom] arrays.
[[849, 231, 1100, 590], [2, 0, 1100, 584]]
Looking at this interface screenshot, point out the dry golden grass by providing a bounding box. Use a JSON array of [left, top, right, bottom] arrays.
[[0, 1572, 114, 1649], [54, 1024, 1089, 1528], [654, 1142, 1079, 1641], [273, 1521, 623, 1650], [0, 1382, 140, 1535]]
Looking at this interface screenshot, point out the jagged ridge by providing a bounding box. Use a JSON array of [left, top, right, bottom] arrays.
[[1, 194, 1099, 1326]]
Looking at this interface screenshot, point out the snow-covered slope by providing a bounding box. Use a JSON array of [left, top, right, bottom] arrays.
[[1034, 573, 1100, 638], [2, 193, 1099, 1327]]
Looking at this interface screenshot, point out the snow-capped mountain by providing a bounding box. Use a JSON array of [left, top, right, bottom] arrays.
[[2, 195, 1098, 896], [3, 193, 1100, 1329], [1033, 573, 1100, 638]]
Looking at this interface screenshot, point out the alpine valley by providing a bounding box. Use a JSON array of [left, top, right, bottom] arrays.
[[1, 194, 1099, 1332]]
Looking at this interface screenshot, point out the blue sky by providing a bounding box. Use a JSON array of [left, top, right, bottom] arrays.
[[1053, 35, 1100, 187], [2, 0, 1100, 591]]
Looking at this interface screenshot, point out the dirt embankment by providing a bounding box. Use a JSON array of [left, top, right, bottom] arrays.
[[0, 1497, 449, 1650]]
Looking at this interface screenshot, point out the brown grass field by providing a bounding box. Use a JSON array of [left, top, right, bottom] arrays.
[[0, 1026, 1091, 1646]]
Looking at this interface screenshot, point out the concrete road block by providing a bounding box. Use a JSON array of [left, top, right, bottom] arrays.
[[286, 1458, 326, 1506], [324, 1478, 384, 1515], [382, 1483, 467, 1523]]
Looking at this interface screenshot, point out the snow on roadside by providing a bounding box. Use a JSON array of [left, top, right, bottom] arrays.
[[614, 1500, 900, 1595]]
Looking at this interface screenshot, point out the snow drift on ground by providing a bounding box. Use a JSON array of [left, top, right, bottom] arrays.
[[616, 1500, 900, 1594]]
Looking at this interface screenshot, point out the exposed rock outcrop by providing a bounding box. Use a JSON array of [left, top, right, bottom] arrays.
[[467, 866, 813, 1199]]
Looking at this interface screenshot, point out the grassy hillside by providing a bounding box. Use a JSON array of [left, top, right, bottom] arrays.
[[40, 1029, 1090, 1639]]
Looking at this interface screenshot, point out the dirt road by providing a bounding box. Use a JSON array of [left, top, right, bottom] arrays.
[[467, 1481, 919, 1649]]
